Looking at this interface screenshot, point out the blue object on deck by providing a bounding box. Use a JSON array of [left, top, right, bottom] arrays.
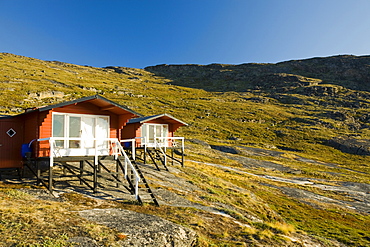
[[124, 142, 131, 148], [21, 144, 32, 158]]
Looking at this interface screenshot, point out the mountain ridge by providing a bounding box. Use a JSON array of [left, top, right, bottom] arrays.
[[144, 54, 370, 92]]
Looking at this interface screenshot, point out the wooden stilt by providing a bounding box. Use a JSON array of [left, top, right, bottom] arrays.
[[93, 157, 98, 193], [144, 146, 147, 164], [181, 148, 184, 167], [36, 161, 41, 186], [79, 160, 84, 185], [48, 162, 53, 192], [171, 149, 174, 166], [116, 160, 120, 188]]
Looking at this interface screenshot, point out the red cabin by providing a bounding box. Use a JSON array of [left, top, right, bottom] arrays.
[[0, 95, 140, 169], [122, 113, 187, 148]]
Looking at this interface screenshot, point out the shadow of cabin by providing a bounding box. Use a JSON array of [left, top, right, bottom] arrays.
[[0, 95, 187, 205]]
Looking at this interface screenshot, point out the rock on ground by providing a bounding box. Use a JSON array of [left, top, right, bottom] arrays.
[[79, 208, 197, 247], [327, 136, 370, 155]]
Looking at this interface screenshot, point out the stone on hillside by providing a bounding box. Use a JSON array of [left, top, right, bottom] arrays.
[[327, 136, 370, 155], [28, 91, 65, 99], [79, 208, 197, 247], [188, 139, 211, 148], [68, 237, 98, 247], [210, 145, 240, 154]]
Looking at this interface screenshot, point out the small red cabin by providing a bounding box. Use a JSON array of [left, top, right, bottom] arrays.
[[122, 114, 187, 148]]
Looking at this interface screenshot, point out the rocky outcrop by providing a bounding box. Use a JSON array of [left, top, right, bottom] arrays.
[[79, 208, 197, 247], [28, 90, 65, 99], [327, 136, 370, 155]]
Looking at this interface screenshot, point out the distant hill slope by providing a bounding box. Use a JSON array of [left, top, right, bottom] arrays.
[[145, 55, 370, 92]]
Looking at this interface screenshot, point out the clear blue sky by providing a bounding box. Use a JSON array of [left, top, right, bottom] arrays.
[[1, 0, 370, 68]]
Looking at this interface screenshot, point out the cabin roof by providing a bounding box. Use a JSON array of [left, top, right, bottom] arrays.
[[128, 113, 188, 126], [25, 95, 143, 117]]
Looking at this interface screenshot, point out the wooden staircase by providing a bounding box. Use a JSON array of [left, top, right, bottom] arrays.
[[115, 156, 159, 206], [132, 160, 159, 206], [108, 140, 160, 205], [146, 148, 169, 171]]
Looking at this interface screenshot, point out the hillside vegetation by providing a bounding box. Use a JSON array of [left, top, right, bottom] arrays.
[[0, 53, 369, 246]]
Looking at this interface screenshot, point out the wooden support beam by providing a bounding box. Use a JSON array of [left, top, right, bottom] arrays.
[[171, 149, 174, 166], [36, 161, 41, 186], [181, 148, 184, 167], [116, 160, 120, 188], [93, 157, 98, 193], [100, 105, 115, 111], [62, 162, 95, 191], [79, 160, 84, 185], [48, 161, 53, 192]]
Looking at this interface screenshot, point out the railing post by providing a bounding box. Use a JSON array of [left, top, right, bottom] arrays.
[[49, 139, 54, 168], [181, 137, 185, 167], [114, 138, 140, 199], [94, 137, 98, 165], [131, 139, 135, 161], [135, 177, 139, 200], [48, 139, 54, 192], [124, 156, 128, 179]]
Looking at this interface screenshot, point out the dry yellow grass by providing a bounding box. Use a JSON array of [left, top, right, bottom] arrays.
[[0, 183, 119, 246]]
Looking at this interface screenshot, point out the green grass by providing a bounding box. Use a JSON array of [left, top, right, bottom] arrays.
[[255, 188, 370, 246]]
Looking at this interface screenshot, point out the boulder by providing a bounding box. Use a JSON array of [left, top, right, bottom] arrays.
[[210, 145, 240, 154], [327, 136, 370, 155], [79, 208, 197, 247]]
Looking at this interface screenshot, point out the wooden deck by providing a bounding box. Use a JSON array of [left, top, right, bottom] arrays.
[[21, 145, 185, 205]]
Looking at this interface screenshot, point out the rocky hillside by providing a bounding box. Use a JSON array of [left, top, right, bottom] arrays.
[[145, 55, 370, 149], [146, 55, 370, 92], [0, 53, 369, 246]]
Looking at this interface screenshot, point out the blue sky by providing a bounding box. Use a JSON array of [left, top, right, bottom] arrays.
[[1, 0, 370, 68]]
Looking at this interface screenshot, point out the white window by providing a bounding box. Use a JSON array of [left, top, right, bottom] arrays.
[[52, 113, 109, 156], [141, 123, 168, 147]]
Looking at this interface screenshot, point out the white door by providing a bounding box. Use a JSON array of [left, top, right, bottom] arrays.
[[81, 116, 95, 149], [95, 116, 109, 152], [52, 113, 109, 156], [142, 123, 168, 147]]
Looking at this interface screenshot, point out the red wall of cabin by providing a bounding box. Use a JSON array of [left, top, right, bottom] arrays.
[[121, 123, 143, 147], [0, 117, 24, 168], [34, 102, 132, 158]]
